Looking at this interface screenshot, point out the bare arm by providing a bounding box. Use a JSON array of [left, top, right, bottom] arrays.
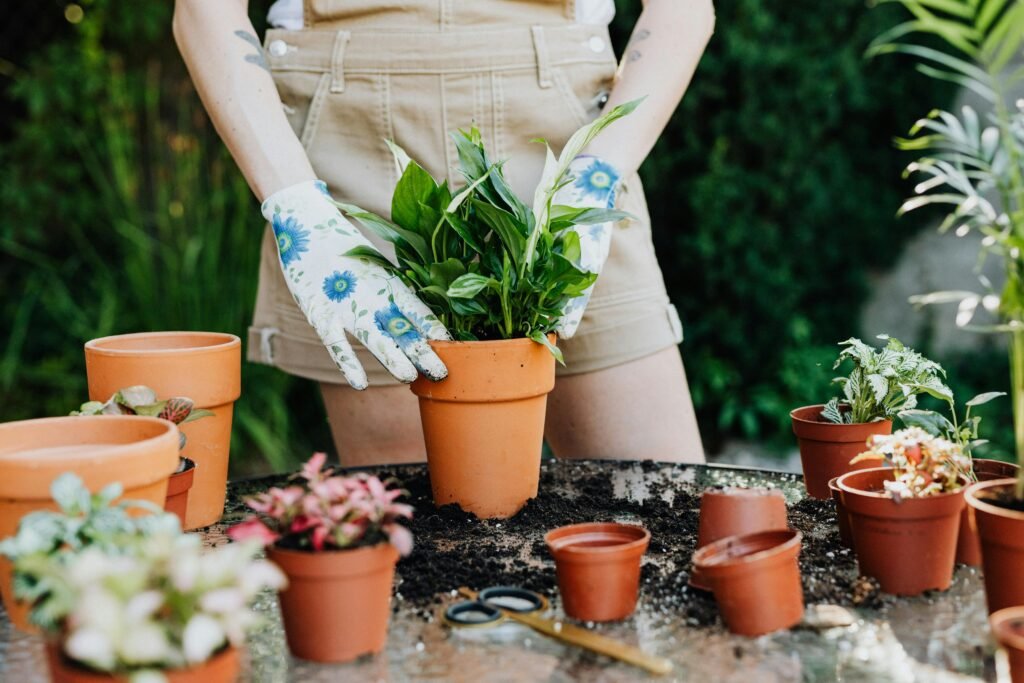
[[173, 0, 315, 201], [585, 0, 716, 176]]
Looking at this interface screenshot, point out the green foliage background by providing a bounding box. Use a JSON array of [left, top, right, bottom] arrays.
[[0, 0, 1010, 471]]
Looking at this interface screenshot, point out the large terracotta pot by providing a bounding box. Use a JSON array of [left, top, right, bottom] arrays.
[[957, 459, 1019, 566], [84, 331, 241, 529], [991, 606, 1024, 683], [269, 543, 398, 662], [692, 529, 804, 637], [790, 405, 892, 499], [838, 467, 964, 596], [0, 415, 179, 631], [410, 337, 555, 519], [46, 642, 239, 682], [965, 478, 1024, 613], [164, 458, 197, 528], [545, 522, 650, 622]]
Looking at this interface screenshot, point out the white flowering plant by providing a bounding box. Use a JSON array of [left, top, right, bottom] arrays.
[[850, 426, 972, 499]]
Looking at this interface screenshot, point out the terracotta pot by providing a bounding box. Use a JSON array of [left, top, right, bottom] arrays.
[[0, 415, 179, 631], [410, 337, 555, 519], [46, 642, 239, 682], [790, 405, 892, 499], [837, 467, 964, 596], [84, 331, 241, 529], [957, 460, 1019, 566], [965, 478, 1024, 613], [991, 606, 1024, 683], [544, 522, 650, 622], [828, 476, 853, 549], [269, 543, 398, 662], [692, 529, 804, 637], [690, 487, 788, 591], [164, 458, 197, 529]]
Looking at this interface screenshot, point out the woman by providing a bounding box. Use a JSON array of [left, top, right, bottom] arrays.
[[173, 0, 714, 467]]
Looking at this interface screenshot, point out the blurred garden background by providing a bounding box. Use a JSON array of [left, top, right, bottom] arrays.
[[0, 0, 1014, 475]]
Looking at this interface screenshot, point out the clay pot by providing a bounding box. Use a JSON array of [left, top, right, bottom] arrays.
[[965, 478, 1024, 613], [410, 337, 555, 519], [957, 460, 1019, 566], [837, 467, 965, 596], [828, 476, 853, 549], [790, 405, 892, 499], [0, 415, 179, 631], [544, 522, 650, 622], [164, 458, 197, 529], [690, 487, 788, 591], [84, 331, 241, 529], [269, 543, 398, 662], [692, 529, 804, 637], [991, 606, 1024, 683], [46, 642, 239, 682]]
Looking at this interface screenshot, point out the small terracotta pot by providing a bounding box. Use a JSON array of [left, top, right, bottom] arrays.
[[991, 606, 1024, 683], [828, 476, 853, 549], [269, 543, 399, 662], [0, 415, 179, 631], [45, 642, 239, 682], [692, 529, 804, 637], [838, 467, 964, 596], [957, 460, 1019, 566], [84, 331, 241, 529], [965, 478, 1024, 613], [790, 405, 892, 499], [690, 487, 788, 591], [544, 522, 650, 622], [164, 458, 197, 529], [410, 337, 555, 519]]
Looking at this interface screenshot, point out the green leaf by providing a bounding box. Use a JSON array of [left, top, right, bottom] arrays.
[[333, 200, 431, 263], [392, 161, 438, 232], [966, 391, 1007, 406], [447, 273, 498, 299], [472, 200, 527, 267], [898, 408, 955, 435], [181, 408, 215, 423], [529, 330, 564, 364]]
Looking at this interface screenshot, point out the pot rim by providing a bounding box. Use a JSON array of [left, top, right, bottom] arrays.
[[701, 486, 785, 500], [544, 522, 651, 558], [174, 457, 197, 475], [268, 541, 399, 578], [789, 404, 891, 428], [836, 466, 966, 501], [426, 333, 557, 351], [693, 528, 802, 573], [991, 606, 1024, 651], [85, 331, 241, 357], [964, 478, 1024, 520]]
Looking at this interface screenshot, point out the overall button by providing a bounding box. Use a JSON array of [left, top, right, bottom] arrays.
[[588, 36, 606, 53], [268, 39, 289, 57]]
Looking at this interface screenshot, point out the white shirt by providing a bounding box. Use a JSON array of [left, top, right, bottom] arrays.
[[267, 0, 616, 30]]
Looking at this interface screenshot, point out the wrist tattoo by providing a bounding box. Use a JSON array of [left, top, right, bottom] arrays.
[[625, 28, 650, 63], [235, 30, 271, 73]]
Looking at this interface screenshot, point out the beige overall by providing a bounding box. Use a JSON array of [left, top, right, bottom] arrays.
[[250, 0, 684, 385]]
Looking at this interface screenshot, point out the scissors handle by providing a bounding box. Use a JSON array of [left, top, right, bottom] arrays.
[[457, 588, 673, 676]]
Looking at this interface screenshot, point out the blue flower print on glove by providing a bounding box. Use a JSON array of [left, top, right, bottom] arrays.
[[374, 302, 422, 351], [323, 270, 358, 302], [573, 157, 621, 208], [272, 214, 311, 267]]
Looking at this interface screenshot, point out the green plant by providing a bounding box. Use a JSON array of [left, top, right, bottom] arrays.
[[850, 426, 972, 498], [822, 335, 951, 424], [335, 102, 639, 360], [868, 0, 1024, 493], [900, 389, 1005, 462]]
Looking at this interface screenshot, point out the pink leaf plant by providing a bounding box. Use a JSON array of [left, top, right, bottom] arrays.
[[850, 426, 972, 499], [228, 453, 414, 555]]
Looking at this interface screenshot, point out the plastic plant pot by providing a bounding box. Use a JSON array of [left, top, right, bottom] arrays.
[[956, 459, 1019, 567], [990, 606, 1024, 683], [45, 643, 239, 683], [828, 476, 854, 549], [545, 522, 650, 622], [790, 405, 892, 499], [164, 458, 197, 529], [965, 478, 1024, 613]]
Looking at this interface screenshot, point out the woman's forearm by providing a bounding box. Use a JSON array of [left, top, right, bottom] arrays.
[[585, 0, 716, 175], [173, 0, 315, 200]]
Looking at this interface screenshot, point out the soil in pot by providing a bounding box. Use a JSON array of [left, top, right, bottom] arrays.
[[410, 337, 555, 519], [990, 606, 1024, 683], [84, 331, 241, 529], [838, 467, 964, 596], [0, 415, 180, 632], [965, 478, 1024, 613], [791, 405, 892, 499], [692, 529, 804, 637], [828, 477, 853, 549], [957, 459, 1019, 566], [164, 458, 197, 529], [45, 643, 239, 683], [269, 543, 399, 663]]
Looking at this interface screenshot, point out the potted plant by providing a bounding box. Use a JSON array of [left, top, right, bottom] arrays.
[[84, 331, 241, 529], [990, 606, 1024, 683], [791, 335, 951, 498], [228, 453, 413, 663], [331, 102, 639, 518], [837, 427, 971, 595]]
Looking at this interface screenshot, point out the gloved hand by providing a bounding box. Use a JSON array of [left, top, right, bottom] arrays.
[[553, 155, 623, 339], [262, 180, 449, 389]]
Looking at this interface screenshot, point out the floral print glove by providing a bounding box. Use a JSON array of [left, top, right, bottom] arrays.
[[262, 180, 450, 389], [553, 155, 623, 339]]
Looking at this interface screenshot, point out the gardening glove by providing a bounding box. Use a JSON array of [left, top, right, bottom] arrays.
[[261, 180, 450, 390], [552, 155, 623, 339]]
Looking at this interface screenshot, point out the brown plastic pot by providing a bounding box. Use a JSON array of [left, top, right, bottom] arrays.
[[410, 337, 555, 519], [84, 331, 241, 529], [692, 529, 804, 637], [545, 522, 650, 622], [690, 487, 788, 591], [0, 415, 179, 632], [965, 478, 1024, 613], [791, 405, 892, 499], [957, 460, 1019, 567], [837, 467, 965, 596], [45, 642, 239, 682], [164, 458, 197, 529], [991, 606, 1024, 683], [268, 543, 399, 662], [828, 476, 853, 549]]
